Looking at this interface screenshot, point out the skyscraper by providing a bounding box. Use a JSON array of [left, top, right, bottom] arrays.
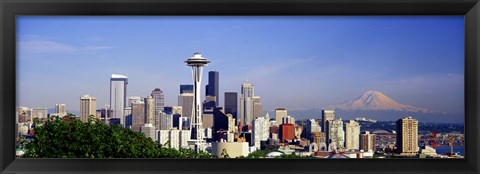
[[124, 107, 132, 128], [127, 96, 142, 108], [253, 96, 263, 121], [224, 92, 238, 122], [80, 95, 96, 123], [17, 107, 33, 123], [32, 107, 48, 119], [275, 108, 287, 126], [96, 105, 113, 124], [55, 104, 67, 116], [361, 131, 376, 152], [203, 95, 216, 110], [205, 71, 219, 106], [171, 106, 183, 129], [151, 88, 165, 112], [282, 115, 295, 125], [240, 81, 255, 126], [178, 92, 194, 119], [345, 120, 361, 150], [396, 117, 419, 155], [140, 123, 156, 141], [110, 74, 128, 126], [253, 116, 270, 150], [322, 110, 335, 132], [185, 52, 210, 152], [144, 96, 155, 125], [306, 119, 321, 137], [279, 123, 295, 142], [328, 118, 344, 151], [180, 84, 193, 94], [131, 100, 145, 132], [213, 107, 235, 142], [161, 106, 173, 130]]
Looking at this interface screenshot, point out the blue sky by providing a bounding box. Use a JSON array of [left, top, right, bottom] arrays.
[[16, 16, 464, 115]]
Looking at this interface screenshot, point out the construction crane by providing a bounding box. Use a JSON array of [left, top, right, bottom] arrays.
[[428, 126, 439, 148], [314, 125, 320, 145]]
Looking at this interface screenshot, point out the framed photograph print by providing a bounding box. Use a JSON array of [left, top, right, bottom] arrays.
[[1, 0, 479, 174]]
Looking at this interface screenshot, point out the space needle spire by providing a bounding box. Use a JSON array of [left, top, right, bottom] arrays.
[[185, 52, 210, 153]]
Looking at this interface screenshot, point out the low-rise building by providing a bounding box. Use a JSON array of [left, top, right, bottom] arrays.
[[211, 142, 249, 158]]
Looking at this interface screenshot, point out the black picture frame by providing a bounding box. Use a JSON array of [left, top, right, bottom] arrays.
[[1, 0, 479, 174]]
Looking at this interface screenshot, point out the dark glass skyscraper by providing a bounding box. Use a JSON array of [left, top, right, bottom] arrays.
[[205, 71, 219, 106], [224, 92, 238, 122], [180, 84, 193, 94]]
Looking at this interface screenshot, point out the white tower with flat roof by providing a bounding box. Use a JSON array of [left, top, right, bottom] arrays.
[[110, 74, 128, 126]]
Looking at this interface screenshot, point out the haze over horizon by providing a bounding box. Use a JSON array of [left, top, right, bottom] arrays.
[[16, 16, 464, 121]]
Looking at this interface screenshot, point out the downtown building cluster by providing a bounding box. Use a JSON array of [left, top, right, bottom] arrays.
[[16, 52, 433, 158]]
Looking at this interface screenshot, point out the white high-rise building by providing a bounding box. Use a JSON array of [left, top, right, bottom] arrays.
[[55, 104, 67, 116], [158, 129, 191, 150], [240, 81, 255, 126], [179, 130, 191, 148], [345, 120, 361, 150], [307, 119, 321, 134], [169, 129, 180, 149], [110, 74, 128, 126], [253, 116, 270, 150], [32, 108, 48, 119], [80, 95, 96, 122], [328, 118, 344, 150], [158, 130, 170, 147]]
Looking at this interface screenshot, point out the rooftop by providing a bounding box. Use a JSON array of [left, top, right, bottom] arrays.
[[111, 74, 128, 79]]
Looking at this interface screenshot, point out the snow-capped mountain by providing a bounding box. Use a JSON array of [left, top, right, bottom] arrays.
[[328, 90, 444, 114]]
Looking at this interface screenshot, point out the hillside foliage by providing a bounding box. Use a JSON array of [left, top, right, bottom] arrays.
[[23, 115, 213, 158]]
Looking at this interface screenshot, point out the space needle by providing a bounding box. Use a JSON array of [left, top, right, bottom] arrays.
[[185, 52, 210, 153]]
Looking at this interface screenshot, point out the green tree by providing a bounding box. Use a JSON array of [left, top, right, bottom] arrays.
[[23, 115, 213, 158]]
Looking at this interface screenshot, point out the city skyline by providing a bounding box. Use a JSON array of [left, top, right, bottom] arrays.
[[17, 16, 464, 117]]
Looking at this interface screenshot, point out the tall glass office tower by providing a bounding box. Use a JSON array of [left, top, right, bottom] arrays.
[[240, 81, 254, 126], [151, 88, 165, 112], [206, 71, 219, 106], [110, 74, 128, 126], [224, 92, 238, 122]]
